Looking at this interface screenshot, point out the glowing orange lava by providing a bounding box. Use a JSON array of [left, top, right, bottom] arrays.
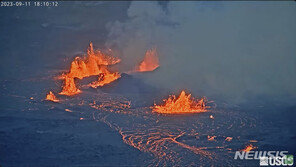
[[65, 43, 120, 79], [241, 144, 257, 152], [46, 91, 60, 102], [136, 48, 159, 72], [89, 71, 121, 88], [59, 42, 121, 95], [59, 76, 81, 95], [225, 137, 233, 141], [153, 91, 208, 114]]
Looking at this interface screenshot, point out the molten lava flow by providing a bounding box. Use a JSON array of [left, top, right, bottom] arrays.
[[59, 42, 121, 95], [46, 91, 59, 102], [241, 144, 257, 152], [136, 48, 159, 72], [89, 72, 121, 88], [59, 76, 81, 96], [207, 135, 216, 141], [225, 137, 233, 142], [153, 91, 208, 114]]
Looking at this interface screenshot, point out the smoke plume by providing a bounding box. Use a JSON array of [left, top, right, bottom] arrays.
[[105, 1, 296, 104]]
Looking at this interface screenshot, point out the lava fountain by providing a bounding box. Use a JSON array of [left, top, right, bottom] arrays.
[[65, 42, 120, 79], [135, 48, 159, 72], [45, 91, 60, 102], [59, 42, 121, 95], [153, 90, 208, 114], [59, 75, 81, 96]]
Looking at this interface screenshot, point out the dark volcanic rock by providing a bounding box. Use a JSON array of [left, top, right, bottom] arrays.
[[97, 73, 159, 95], [94, 73, 161, 107]]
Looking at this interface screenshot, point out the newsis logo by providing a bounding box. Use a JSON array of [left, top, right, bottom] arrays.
[[234, 151, 294, 166]]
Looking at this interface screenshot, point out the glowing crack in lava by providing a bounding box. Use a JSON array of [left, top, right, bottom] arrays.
[[59, 42, 121, 95], [136, 48, 159, 72], [241, 144, 257, 152], [45, 91, 59, 102], [153, 91, 208, 114], [50, 87, 262, 166]]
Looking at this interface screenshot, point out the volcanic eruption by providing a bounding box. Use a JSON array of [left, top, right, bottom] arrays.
[[89, 71, 121, 88], [153, 90, 208, 114], [45, 91, 60, 102], [59, 75, 81, 96], [59, 42, 121, 95], [135, 48, 159, 72], [42, 42, 215, 165]]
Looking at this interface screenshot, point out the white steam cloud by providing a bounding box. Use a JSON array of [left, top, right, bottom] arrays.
[[105, 1, 296, 104]]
